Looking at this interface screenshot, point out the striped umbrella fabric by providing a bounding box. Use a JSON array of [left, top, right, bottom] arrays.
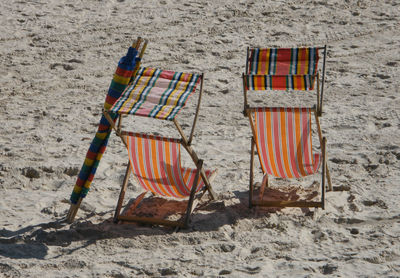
[[248, 48, 319, 75], [253, 107, 321, 179], [70, 47, 139, 204], [110, 67, 201, 121], [125, 132, 215, 198], [245, 74, 316, 91]]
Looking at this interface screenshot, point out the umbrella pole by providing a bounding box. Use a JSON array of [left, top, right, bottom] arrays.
[[67, 197, 82, 223], [131, 39, 148, 79]]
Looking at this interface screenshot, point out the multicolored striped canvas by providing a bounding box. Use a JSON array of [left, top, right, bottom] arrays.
[[110, 67, 201, 121], [125, 132, 215, 198], [245, 74, 316, 91], [70, 47, 139, 204], [253, 107, 321, 179], [248, 48, 319, 75]]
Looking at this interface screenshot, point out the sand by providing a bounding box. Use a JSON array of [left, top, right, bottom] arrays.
[[1, 0, 399, 277]]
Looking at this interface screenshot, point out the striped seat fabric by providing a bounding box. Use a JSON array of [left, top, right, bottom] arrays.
[[126, 133, 214, 198], [110, 67, 201, 120], [253, 107, 321, 178]]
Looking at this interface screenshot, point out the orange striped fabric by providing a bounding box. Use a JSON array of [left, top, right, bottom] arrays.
[[125, 132, 214, 198], [253, 107, 321, 178]]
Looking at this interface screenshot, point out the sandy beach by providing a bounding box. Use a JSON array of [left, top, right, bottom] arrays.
[[1, 0, 399, 277]]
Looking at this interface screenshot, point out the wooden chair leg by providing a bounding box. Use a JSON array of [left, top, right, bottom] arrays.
[[249, 137, 255, 208], [325, 162, 333, 191], [321, 137, 326, 210], [114, 162, 131, 223], [317, 73, 321, 116], [184, 160, 203, 228], [314, 112, 332, 191], [319, 45, 327, 117], [243, 73, 249, 116]]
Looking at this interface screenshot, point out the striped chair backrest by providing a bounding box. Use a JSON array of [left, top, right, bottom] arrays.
[[248, 48, 319, 75], [125, 133, 205, 198], [253, 107, 321, 178], [111, 67, 201, 120]]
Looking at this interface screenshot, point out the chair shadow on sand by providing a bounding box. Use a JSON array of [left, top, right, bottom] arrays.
[[0, 186, 320, 260]]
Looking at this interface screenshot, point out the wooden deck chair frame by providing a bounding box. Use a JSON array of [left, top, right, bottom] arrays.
[[102, 72, 217, 228], [243, 46, 327, 117], [66, 37, 148, 223], [247, 106, 332, 209]]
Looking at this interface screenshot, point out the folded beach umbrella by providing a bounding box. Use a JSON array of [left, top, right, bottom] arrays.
[[67, 38, 147, 222]]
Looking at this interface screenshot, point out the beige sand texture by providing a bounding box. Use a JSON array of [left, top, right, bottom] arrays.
[[1, 0, 400, 277]]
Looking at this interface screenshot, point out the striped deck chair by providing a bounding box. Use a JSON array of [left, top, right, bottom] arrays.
[[114, 132, 217, 228], [243, 46, 327, 116], [103, 67, 217, 228], [248, 107, 332, 209]]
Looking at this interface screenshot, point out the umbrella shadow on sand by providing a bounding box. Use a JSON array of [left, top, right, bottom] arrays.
[[0, 186, 318, 259], [0, 220, 65, 260]]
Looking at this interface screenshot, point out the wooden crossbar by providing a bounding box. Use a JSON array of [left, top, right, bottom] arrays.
[[120, 131, 181, 144], [117, 215, 186, 228], [251, 200, 323, 208]]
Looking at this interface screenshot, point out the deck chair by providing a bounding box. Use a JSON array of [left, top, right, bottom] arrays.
[[243, 46, 327, 116], [248, 107, 332, 209], [103, 67, 217, 228]]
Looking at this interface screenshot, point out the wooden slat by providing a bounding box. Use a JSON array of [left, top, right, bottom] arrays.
[[120, 131, 181, 143], [251, 200, 322, 208], [117, 215, 185, 228]]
